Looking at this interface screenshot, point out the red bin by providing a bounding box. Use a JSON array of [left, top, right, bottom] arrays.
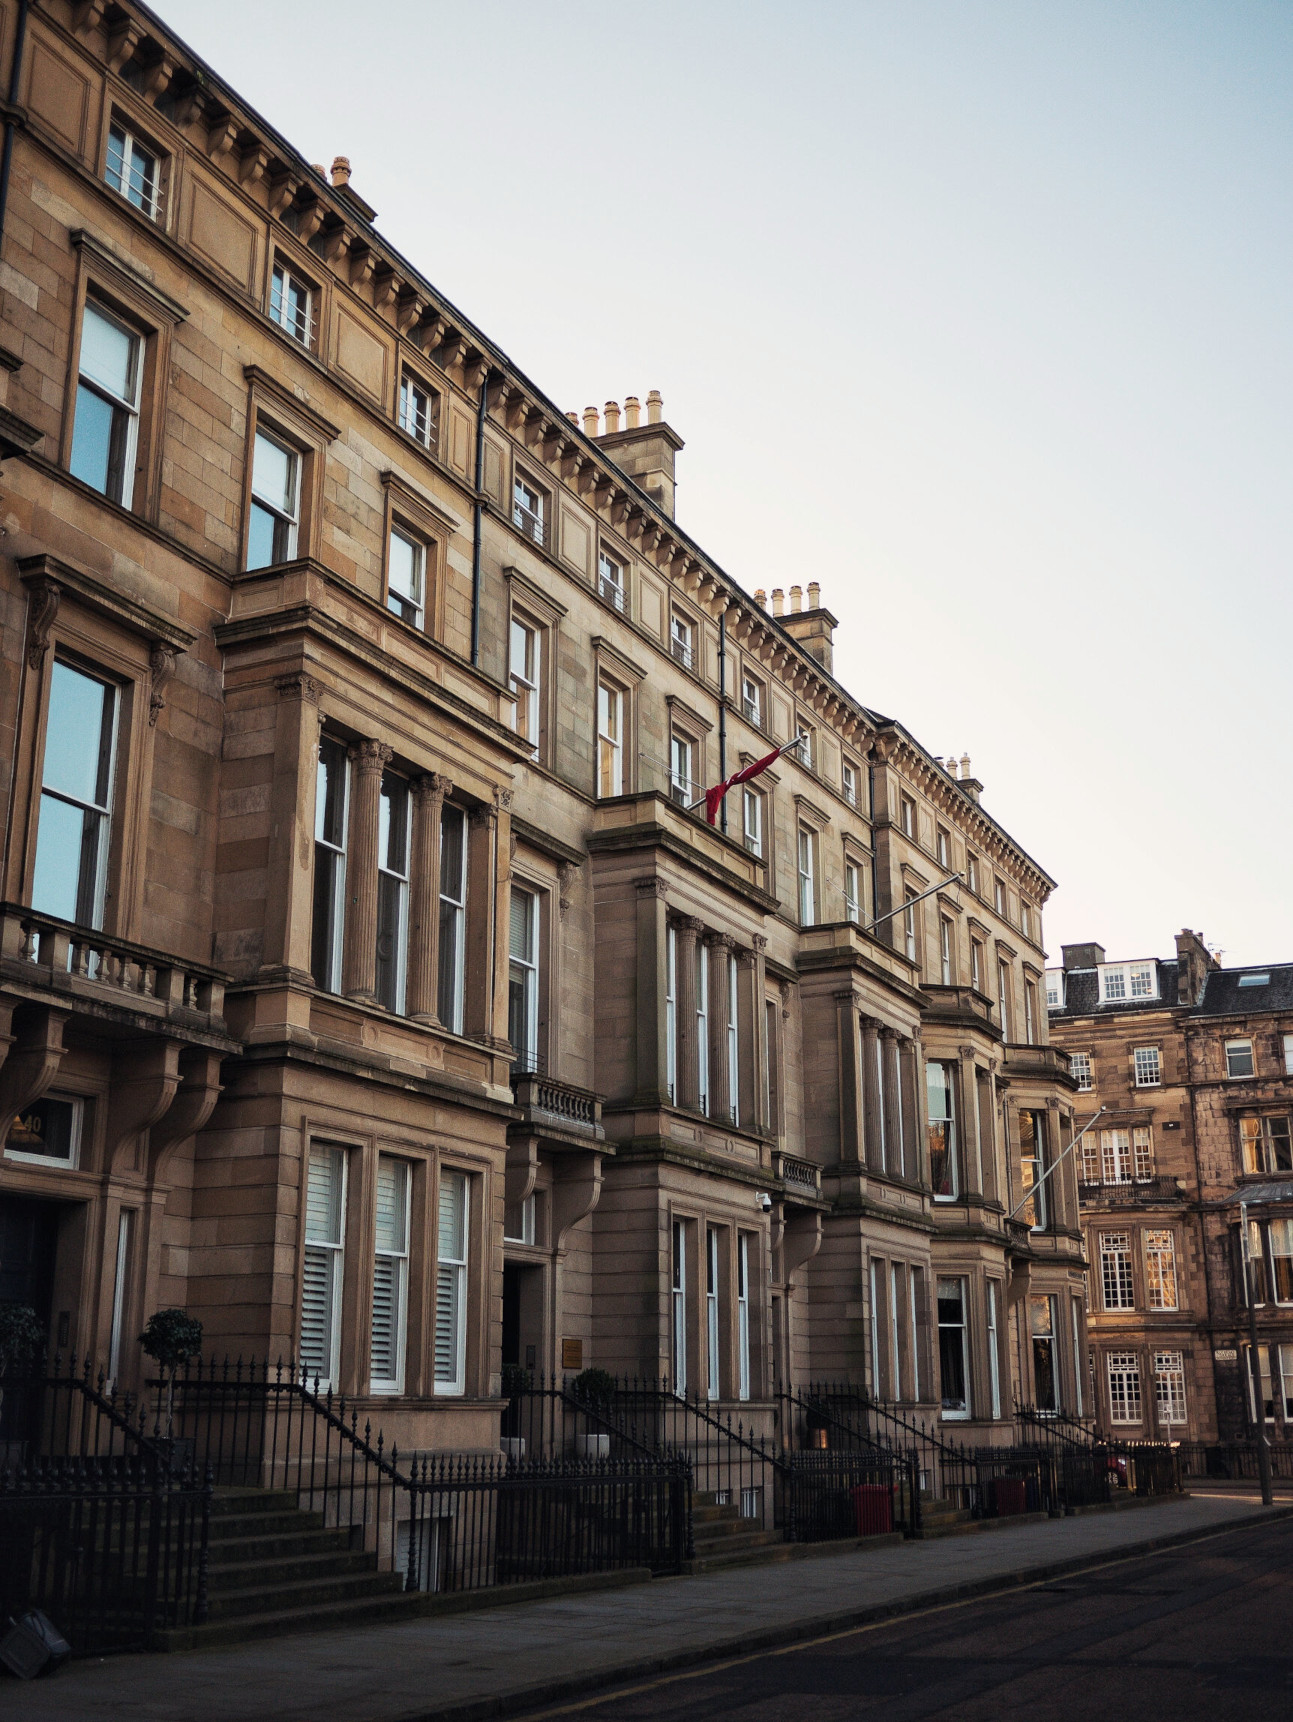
[[992, 1477, 1028, 1516], [851, 1483, 893, 1536]]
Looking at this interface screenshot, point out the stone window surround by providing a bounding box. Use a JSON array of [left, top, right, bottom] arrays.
[[240, 365, 340, 573]]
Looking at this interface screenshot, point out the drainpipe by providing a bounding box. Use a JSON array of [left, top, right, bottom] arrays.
[[717, 611, 727, 835], [471, 367, 495, 669], [0, 0, 30, 245]]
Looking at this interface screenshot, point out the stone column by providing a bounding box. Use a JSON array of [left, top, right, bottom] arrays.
[[407, 774, 450, 1021], [860, 1017, 884, 1173], [674, 917, 703, 1111], [979, 1069, 999, 1203], [748, 935, 768, 1134], [881, 1029, 903, 1178], [707, 934, 734, 1125], [342, 739, 391, 1003], [464, 801, 497, 1042], [899, 1036, 922, 1183], [490, 788, 514, 1048], [634, 877, 671, 1104], [260, 672, 322, 982], [836, 991, 864, 1166], [958, 1045, 982, 1198]]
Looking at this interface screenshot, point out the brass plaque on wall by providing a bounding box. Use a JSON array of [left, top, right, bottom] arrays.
[[561, 1337, 583, 1370]]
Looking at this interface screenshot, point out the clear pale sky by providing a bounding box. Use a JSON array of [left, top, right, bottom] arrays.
[[157, 0, 1293, 968]]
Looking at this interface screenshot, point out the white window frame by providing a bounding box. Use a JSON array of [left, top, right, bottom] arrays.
[[269, 258, 314, 347], [4, 1093, 84, 1168], [994, 878, 1007, 916], [795, 722, 814, 771], [1240, 1114, 1293, 1176], [108, 1208, 133, 1383], [987, 1279, 1002, 1419], [376, 772, 411, 1015], [1069, 1051, 1093, 1092], [1133, 1125, 1154, 1180], [504, 1191, 537, 1246], [1101, 1128, 1132, 1185], [597, 548, 625, 612], [1144, 1229, 1178, 1312], [665, 924, 677, 1103], [434, 1170, 469, 1396], [1133, 1045, 1161, 1088], [670, 612, 695, 670], [890, 1262, 904, 1401], [1099, 961, 1158, 1004], [1021, 1109, 1048, 1231], [370, 1156, 410, 1395], [509, 616, 540, 754], [671, 1219, 687, 1395], [1225, 1038, 1255, 1079], [32, 660, 118, 931], [105, 119, 161, 220], [1045, 968, 1065, 1009], [301, 1144, 347, 1390], [900, 796, 915, 838], [398, 371, 436, 448], [736, 1234, 751, 1402], [1100, 1231, 1135, 1311], [1024, 980, 1037, 1044], [706, 1228, 721, 1400], [869, 1258, 882, 1396], [670, 731, 694, 806], [909, 1267, 922, 1402], [437, 804, 467, 1034], [71, 301, 142, 507], [797, 829, 816, 927], [1153, 1351, 1187, 1426], [740, 671, 762, 727], [903, 892, 917, 962], [937, 1276, 971, 1420], [248, 428, 300, 569], [387, 527, 425, 629], [926, 1060, 958, 1201], [940, 918, 953, 985], [966, 854, 979, 894], [970, 939, 983, 993], [696, 941, 710, 1114], [727, 951, 740, 1126], [841, 759, 858, 805], [997, 960, 1012, 1039], [1283, 1034, 1293, 1076], [844, 861, 861, 925], [1107, 1352, 1142, 1424], [936, 827, 950, 869], [508, 885, 540, 1073], [512, 472, 546, 544], [597, 680, 623, 797], [742, 787, 763, 858], [312, 736, 349, 994]]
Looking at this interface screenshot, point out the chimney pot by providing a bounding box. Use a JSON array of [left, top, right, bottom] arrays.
[[789, 584, 803, 613], [959, 753, 971, 779], [583, 406, 599, 437], [604, 400, 621, 434], [330, 155, 351, 187], [565, 410, 578, 424], [754, 588, 767, 609], [624, 394, 641, 429], [646, 389, 663, 424], [807, 581, 821, 609], [771, 588, 785, 616]]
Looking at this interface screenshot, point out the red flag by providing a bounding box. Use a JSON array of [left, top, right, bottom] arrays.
[[704, 741, 795, 825]]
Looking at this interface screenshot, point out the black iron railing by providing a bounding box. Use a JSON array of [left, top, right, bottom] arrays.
[[1177, 1440, 1293, 1483]]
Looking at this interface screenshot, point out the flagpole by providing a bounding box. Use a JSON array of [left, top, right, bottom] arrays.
[[861, 869, 963, 933], [686, 735, 804, 813]]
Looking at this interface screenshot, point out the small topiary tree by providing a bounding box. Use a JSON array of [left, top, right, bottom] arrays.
[[570, 1366, 617, 1406], [139, 1309, 203, 1440], [0, 1304, 45, 1377]]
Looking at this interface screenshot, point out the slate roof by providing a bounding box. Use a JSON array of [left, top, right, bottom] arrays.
[[1049, 960, 1179, 1020], [1193, 965, 1293, 1019]]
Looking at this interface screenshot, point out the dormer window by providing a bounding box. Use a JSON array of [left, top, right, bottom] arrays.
[[105, 120, 161, 221], [1099, 961, 1158, 1004], [1045, 969, 1065, 1009], [270, 259, 314, 347], [670, 613, 695, 671]]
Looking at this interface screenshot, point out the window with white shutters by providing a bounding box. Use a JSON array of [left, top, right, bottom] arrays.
[[301, 1145, 346, 1388], [434, 1171, 468, 1395], [370, 1157, 410, 1393]]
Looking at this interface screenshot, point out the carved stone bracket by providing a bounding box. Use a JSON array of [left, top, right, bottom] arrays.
[[25, 577, 60, 671], [557, 861, 580, 917], [635, 877, 669, 899], [148, 642, 179, 727], [276, 671, 320, 704]]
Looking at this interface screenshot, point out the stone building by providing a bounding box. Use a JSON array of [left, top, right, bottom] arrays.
[[0, 0, 1081, 1454], [1048, 934, 1293, 1444]]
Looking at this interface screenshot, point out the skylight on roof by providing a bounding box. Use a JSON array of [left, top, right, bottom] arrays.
[[1238, 974, 1270, 987]]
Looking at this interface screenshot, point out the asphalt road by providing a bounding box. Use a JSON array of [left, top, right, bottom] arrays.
[[517, 1518, 1293, 1722]]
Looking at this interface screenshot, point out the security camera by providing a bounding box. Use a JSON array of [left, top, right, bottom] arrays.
[[756, 1191, 773, 1212]]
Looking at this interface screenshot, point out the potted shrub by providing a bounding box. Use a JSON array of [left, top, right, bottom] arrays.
[[570, 1367, 616, 1459], [0, 1305, 45, 1460], [139, 1309, 203, 1469]]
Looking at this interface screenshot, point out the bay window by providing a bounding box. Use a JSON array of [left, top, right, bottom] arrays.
[[1019, 1109, 1047, 1231], [925, 1061, 958, 1200], [1030, 1294, 1058, 1413], [1153, 1351, 1187, 1426]]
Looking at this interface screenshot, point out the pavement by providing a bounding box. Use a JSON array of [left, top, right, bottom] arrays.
[[4, 1491, 1291, 1722]]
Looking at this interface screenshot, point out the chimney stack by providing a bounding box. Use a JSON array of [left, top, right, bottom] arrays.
[[591, 389, 684, 517], [583, 406, 599, 437], [771, 588, 785, 616], [780, 581, 837, 671]]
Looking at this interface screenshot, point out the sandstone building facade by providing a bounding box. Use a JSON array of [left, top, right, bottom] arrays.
[[1048, 935, 1293, 1444], [0, 0, 1082, 1454]]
